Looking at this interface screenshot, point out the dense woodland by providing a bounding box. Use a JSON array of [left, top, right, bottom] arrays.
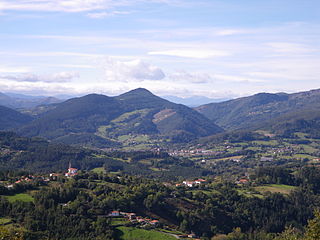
[[1, 166, 320, 239]]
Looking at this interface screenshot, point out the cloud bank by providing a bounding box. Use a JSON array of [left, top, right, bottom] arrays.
[[104, 58, 165, 82]]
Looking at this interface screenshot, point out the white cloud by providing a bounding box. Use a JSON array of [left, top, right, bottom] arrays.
[[213, 74, 266, 83], [0, 72, 79, 83], [43, 64, 96, 69], [0, 0, 171, 13], [0, 65, 30, 73], [0, 0, 112, 13], [148, 49, 230, 59], [0, 81, 75, 95], [86, 10, 130, 18], [104, 58, 165, 82], [216, 29, 247, 36], [169, 71, 212, 84], [0, 51, 104, 58], [267, 42, 316, 54]]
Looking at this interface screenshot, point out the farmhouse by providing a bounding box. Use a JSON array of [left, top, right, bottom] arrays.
[[109, 211, 121, 217], [183, 181, 194, 187], [236, 178, 249, 184], [183, 179, 207, 187], [195, 179, 206, 184], [65, 162, 78, 177]]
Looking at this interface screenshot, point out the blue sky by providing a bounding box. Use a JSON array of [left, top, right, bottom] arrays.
[[0, 0, 319, 98]]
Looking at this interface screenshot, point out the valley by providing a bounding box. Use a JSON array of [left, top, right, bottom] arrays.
[[1, 88, 320, 239]]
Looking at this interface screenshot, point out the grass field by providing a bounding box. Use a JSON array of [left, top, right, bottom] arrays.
[[0, 218, 11, 225], [254, 184, 296, 195], [237, 189, 264, 199], [111, 218, 130, 226], [91, 167, 106, 174], [115, 227, 177, 240], [301, 145, 318, 154], [293, 154, 314, 160], [252, 140, 279, 146], [211, 155, 243, 162], [188, 189, 222, 197], [5, 193, 34, 203]]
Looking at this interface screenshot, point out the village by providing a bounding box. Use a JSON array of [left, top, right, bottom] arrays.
[[107, 210, 200, 239]]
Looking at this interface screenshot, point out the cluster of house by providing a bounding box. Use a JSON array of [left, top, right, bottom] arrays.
[[5, 175, 47, 188], [169, 149, 223, 157], [235, 173, 250, 185], [269, 146, 295, 155], [175, 178, 207, 187], [108, 211, 160, 227], [235, 178, 249, 184]]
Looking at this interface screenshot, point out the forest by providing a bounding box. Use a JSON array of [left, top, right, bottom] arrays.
[[1, 165, 320, 239]]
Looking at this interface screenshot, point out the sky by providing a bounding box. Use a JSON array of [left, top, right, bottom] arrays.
[[0, 0, 319, 99]]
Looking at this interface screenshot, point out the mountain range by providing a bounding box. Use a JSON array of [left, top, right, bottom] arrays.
[[0, 92, 62, 109], [1, 88, 320, 148], [16, 88, 223, 147], [195, 89, 320, 133]]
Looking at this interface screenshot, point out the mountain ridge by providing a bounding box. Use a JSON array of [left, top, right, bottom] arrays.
[[0, 92, 62, 109], [0, 105, 33, 130], [17, 88, 223, 147], [195, 88, 320, 131]]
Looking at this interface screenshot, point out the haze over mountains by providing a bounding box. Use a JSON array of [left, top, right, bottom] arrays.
[[0, 92, 62, 109], [1, 88, 320, 148]]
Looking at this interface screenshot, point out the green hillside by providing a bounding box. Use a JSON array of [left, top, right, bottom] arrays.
[[18, 88, 222, 148], [196, 89, 320, 131], [0, 105, 33, 130]]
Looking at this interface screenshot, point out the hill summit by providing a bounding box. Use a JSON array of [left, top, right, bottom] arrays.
[[18, 88, 223, 148]]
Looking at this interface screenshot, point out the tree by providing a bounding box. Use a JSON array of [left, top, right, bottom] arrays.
[[275, 226, 302, 240], [305, 209, 320, 240]]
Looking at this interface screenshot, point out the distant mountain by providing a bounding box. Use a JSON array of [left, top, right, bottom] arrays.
[[0, 105, 33, 130], [162, 95, 229, 107], [195, 89, 320, 131], [0, 92, 62, 109], [18, 88, 223, 147]]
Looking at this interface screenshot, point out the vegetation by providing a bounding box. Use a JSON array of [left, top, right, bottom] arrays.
[[0, 106, 32, 130], [195, 89, 320, 134], [0, 165, 319, 239], [6, 193, 34, 203], [1, 88, 320, 239], [17, 88, 222, 147], [115, 227, 176, 240]]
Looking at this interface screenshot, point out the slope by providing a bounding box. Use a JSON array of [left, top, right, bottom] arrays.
[[0, 105, 33, 130], [18, 88, 223, 147], [196, 89, 320, 131]]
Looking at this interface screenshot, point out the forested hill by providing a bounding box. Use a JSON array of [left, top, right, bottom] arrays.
[[17, 88, 222, 147], [0, 105, 33, 130], [195, 88, 320, 131], [0, 131, 211, 179], [263, 107, 320, 138]]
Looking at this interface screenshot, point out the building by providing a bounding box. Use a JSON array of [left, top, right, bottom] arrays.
[[236, 178, 249, 184], [183, 181, 194, 187], [109, 211, 120, 217], [150, 220, 159, 226], [65, 161, 78, 177], [195, 179, 206, 184]]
